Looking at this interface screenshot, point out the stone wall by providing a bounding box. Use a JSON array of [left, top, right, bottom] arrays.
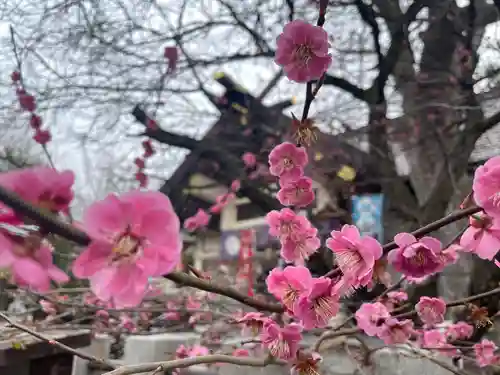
[[72, 332, 488, 375]]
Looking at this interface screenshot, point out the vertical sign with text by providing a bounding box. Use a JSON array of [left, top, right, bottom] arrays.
[[351, 194, 384, 242]]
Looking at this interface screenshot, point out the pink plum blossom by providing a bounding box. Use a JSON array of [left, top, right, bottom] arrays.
[[277, 177, 315, 208], [384, 291, 408, 309], [281, 226, 320, 265], [231, 180, 241, 192], [326, 225, 383, 288], [440, 244, 461, 265], [266, 208, 311, 240], [421, 329, 457, 357], [445, 322, 474, 341], [378, 318, 414, 345], [72, 190, 181, 308], [266, 266, 312, 312], [460, 212, 500, 260], [275, 20, 332, 83], [184, 209, 211, 232], [472, 156, 500, 216], [474, 339, 499, 367], [242, 152, 257, 168], [175, 345, 189, 359], [189, 345, 210, 357], [96, 310, 109, 320], [40, 300, 57, 315], [236, 312, 268, 336], [387, 291, 408, 302], [233, 348, 250, 357], [162, 311, 181, 321], [0, 167, 74, 215], [120, 314, 136, 332], [291, 352, 322, 375], [388, 233, 444, 278], [268, 142, 308, 185], [260, 320, 302, 360], [355, 302, 390, 336], [294, 277, 340, 329], [416, 297, 446, 327], [210, 192, 235, 213], [0, 232, 69, 291]]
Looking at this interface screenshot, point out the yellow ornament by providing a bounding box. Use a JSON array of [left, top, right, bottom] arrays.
[[337, 165, 356, 181]]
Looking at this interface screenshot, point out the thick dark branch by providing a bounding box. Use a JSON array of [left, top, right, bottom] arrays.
[[366, 0, 426, 102], [354, 0, 384, 102], [132, 106, 281, 213], [285, 0, 295, 21], [322, 74, 367, 102]]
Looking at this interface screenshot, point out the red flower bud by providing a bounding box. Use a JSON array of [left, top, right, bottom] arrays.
[[30, 114, 42, 129], [146, 118, 158, 130], [135, 171, 148, 187], [164, 46, 178, 73], [18, 93, 36, 112], [33, 129, 51, 145], [142, 139, 155, 158], [134, 157, 145, 169], [11, 71, 21, 82]]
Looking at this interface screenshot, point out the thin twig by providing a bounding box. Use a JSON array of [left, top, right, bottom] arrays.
[[103, 354, 280, 375], [0, 312, 116, 370]]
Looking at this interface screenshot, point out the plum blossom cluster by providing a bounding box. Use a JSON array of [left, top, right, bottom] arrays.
[[184, 151, 269, 233], [0, 165, 184, 308], [242, 152, 272, 180], [458, 156, 500, 261], [134, 139, 155, 188], [11, 71, 51, 145], [266, 265, 341, 329], [266, 208, 320, 264], [38, 287, 219, 338], [183, 180, 240, 232], [133, 47, 179, 187], [356, 298, 469, 350], [0, 167, 72, 291], [270, 142, 314, 208]]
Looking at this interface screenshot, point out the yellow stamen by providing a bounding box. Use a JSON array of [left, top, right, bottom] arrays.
[[113, 235, 139, 256]]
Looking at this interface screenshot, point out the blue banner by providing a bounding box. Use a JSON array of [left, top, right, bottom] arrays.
[[351, 194, 384, 242]]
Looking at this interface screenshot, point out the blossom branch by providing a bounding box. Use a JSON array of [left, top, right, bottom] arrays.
[[394, 286, 500, 320], [0, 184, 284, 313], [0, 312, 116, 370], [314, 286, 500, 352], [381, 206, 481, 253], [326, 205, 481, 277], [103, 354, 281, 375]]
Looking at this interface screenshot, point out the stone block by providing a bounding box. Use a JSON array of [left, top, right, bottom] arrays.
[[71, 334, 112, 375], [123, 332, 199, 365]]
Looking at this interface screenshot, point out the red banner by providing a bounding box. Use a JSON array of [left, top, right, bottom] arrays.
[[237, 229, 255, 296]]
